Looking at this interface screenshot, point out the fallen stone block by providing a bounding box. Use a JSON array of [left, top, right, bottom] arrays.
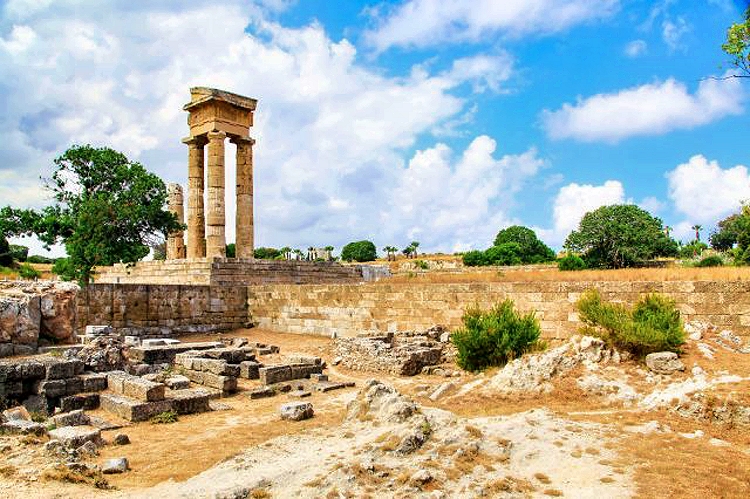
[[165, 375, 191, 390], [280, 402, 313, 421], [290, 363, 324, 380], [60, 393, 100, 413], [127, 342, 223, 364], [2, 405, 31, 421], [79, 373, 108, 392], [48, 425, 103, 448], [646, 352, 686, 375], [65, 377, 83, 396], [313, 381, 356, 393], [35, 379, 66, 398], [239, 361, 261, 380], [107, 371, 165, 401], [289, 390, 311, 398], [166, 389, 211, 415], [113, 434, 130, 445], [41, 358, 84, 380], [287, 355, 323, 366], [52, 409, 90, 427], [99, 394, 173, 422], [102, 457, 129, 474], [1, 419, 46, 435], [249, 386, 276, 399], [259, 365, 293, 385], [310, 373, 328, 383], [201, 348, 246, 363], [182, 369, 237, 392]]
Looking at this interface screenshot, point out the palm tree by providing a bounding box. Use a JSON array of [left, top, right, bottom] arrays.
[[292, 249, 303, 260], [279, 246, 292, 260], [382, 246, 398, 261], [410, 241, 420, 257], [664, 226, 672, 237], [692, 225, 703, 241]]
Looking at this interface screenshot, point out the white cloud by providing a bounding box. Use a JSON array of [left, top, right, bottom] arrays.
[[666, 155, 750, 226], [0, 1, 532, 254], [542, 76, 744, 143], [662, 17, 689, 52], [624, 39, 647, 58], [363, 0, 619, 52], [541, 180, 626, 247], [384, 137, 545, 251], [638, 196, 665, 214]]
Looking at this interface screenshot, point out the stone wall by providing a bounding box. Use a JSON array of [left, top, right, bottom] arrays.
[[248, 280, 750, 340], [77, 284, 248, 337], [96, 259, 377, 286]]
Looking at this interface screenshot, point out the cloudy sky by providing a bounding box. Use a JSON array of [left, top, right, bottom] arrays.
[[1, 0, 749, 256]]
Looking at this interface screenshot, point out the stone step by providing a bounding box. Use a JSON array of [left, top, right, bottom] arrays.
[[100, 393, 173, 422]]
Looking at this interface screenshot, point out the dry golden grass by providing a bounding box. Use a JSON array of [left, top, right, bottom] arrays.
[[383, 265, 750, 284]]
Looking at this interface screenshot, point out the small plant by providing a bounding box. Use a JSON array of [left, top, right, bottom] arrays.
[[420, 420, 433, 438], [557, 254, 586, 271], [577, 290, 685, 356], [150, 410, 178, 424], [414, 259, 429, 270], [30, 411, 47, 423], [18, 263, 41, 280], [694, 255, 724, 267], [451, 300, 542, 372]]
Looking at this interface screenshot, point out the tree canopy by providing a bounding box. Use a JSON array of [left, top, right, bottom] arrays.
[[341, 240, 377, 262], [0, 145, 181, 284], [564, 204, 677, 269], [493, 225, 556, 264], [722, 7, 750, 77]]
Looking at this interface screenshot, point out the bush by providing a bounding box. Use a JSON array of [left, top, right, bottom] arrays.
[[52, 258, 76, 281], [0, 236, 11, 267], [27, 255, 55, 264], [340, 240, 377, 262], [484, 242, 523, 266], [494, 226, 556, 263], [558, 254, 586, 271], [9, 245, 28, 262], [414, 259, 429, 270], [576, 290, 685, 357], [679, 241, 708, 259], [451, 300, 542, 372], [462, 250, 486, 267], [694, 255, 724, 267], [253, 247, 281, 259], [18, 263, 40, 280], [150, 410, 178, 424]]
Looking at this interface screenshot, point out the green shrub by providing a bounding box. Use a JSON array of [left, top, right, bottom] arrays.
[[679, 241, 708, 259], [9, 245, 28, 262], [27, 255, 55, 264], [451, 300, 542, 372], [484, 242, 523, 266], [0, 236, 11, 267], [150, 410, 178, 424], [558, 254, 586, 271], [18, 263, 40, 280], [414, 259, 429, 270], [462, 250, 486, 267], [340, 240, 377, 262], [52, 258, 76, 281], [694, 255, 724, 267], [253, 247, 281, 259], [576, 290, 685, 357]]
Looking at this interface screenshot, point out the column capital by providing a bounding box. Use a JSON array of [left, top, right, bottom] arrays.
[[229, 135, 255, 146], [181, 135, 207, 147], [207, 130, 227, 141]]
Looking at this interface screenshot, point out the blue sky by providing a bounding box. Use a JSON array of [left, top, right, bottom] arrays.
[[1, 0, 749, 256]]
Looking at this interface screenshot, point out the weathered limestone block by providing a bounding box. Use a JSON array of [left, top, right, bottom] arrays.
[[290, 363, 324, 380], [166, 388, 211, 414], [48, 425, 103, 448], [1, 419, 46, 435], [128, 342, 223, 364], [40, 358, 84, 380], [0, 293, 41, 347], [35, 379, 66, 398], [182, 369, 237, 392], [645, 352, 686, 375], [165, 375, 191, 390], [60, 393, 100, 412], [107, 371, 165, 401], [201, 347, 247, 363], [52, 409, 90, 427], [280, 402, 314, 421], [39, 285, 78, 343], [259, 365, 293, 385], [100, 394, 173, 422], [239, 361, 260, 380], [249, 386, 275, 399], [79, 373, 108, 392]]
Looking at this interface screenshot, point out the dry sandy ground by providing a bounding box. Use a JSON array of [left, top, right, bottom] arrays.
[[1, 328, 749, 498]]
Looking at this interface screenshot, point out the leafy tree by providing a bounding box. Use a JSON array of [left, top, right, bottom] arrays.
[[254, 247, 281, 259], [52, 257, 76, 281], [722, 7, 750, 77], [279, 246, 292, 259], [493, 225, 555, 263], [484, 242, 523, 266], [710, 213, 742, 250], [341, 240, 377, 262], [0, 145, 181, 284], [678, 240, 708, 259], [9, 244, 28, 262], [0, 236, 11, 267], [564, 204, 677, 269], [462, 250, 486, 267], [558, 254, 587, 271], [151, 241, 167, 261], [27, 255, 55, 264]]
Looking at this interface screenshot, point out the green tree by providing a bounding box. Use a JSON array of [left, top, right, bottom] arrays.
[[722, 7, 750, 77], [9, 244, 29, 262], [710, 213, 742, 250], [493, 225, 555, 263], [341, 240, 377, 262], [0, 236, 11, 267], [382, 245, 398, 261], [484, 242, 523, 266], [253, 247, 281, 259], [0, 145, 181, 284], [564, 204, 677, 269], [691, 224, 703, 241]]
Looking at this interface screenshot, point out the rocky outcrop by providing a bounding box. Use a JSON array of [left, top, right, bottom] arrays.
[[0, 281, 79, 357]]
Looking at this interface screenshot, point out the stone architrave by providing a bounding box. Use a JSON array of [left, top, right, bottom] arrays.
[[181, 87, 258, 261], [166, 184, 186, 259]]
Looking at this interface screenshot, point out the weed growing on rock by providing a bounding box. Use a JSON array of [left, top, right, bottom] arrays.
[[451, 300, 542, 371], [150, 410, 178, 424], [577, 289, 685, 356]]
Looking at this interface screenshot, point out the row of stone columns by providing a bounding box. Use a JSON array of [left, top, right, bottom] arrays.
[[180, 132, 254, 259]]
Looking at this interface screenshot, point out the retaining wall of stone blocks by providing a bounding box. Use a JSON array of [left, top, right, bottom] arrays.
[[247, 280, 750, 340], [76, 284, 248, 336]]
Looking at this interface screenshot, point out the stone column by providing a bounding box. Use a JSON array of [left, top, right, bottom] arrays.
[[166, 184, 186, 259], [183, 137, 206, 258], [232, 136, 255, 259], [206, 130, 227, 258]]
